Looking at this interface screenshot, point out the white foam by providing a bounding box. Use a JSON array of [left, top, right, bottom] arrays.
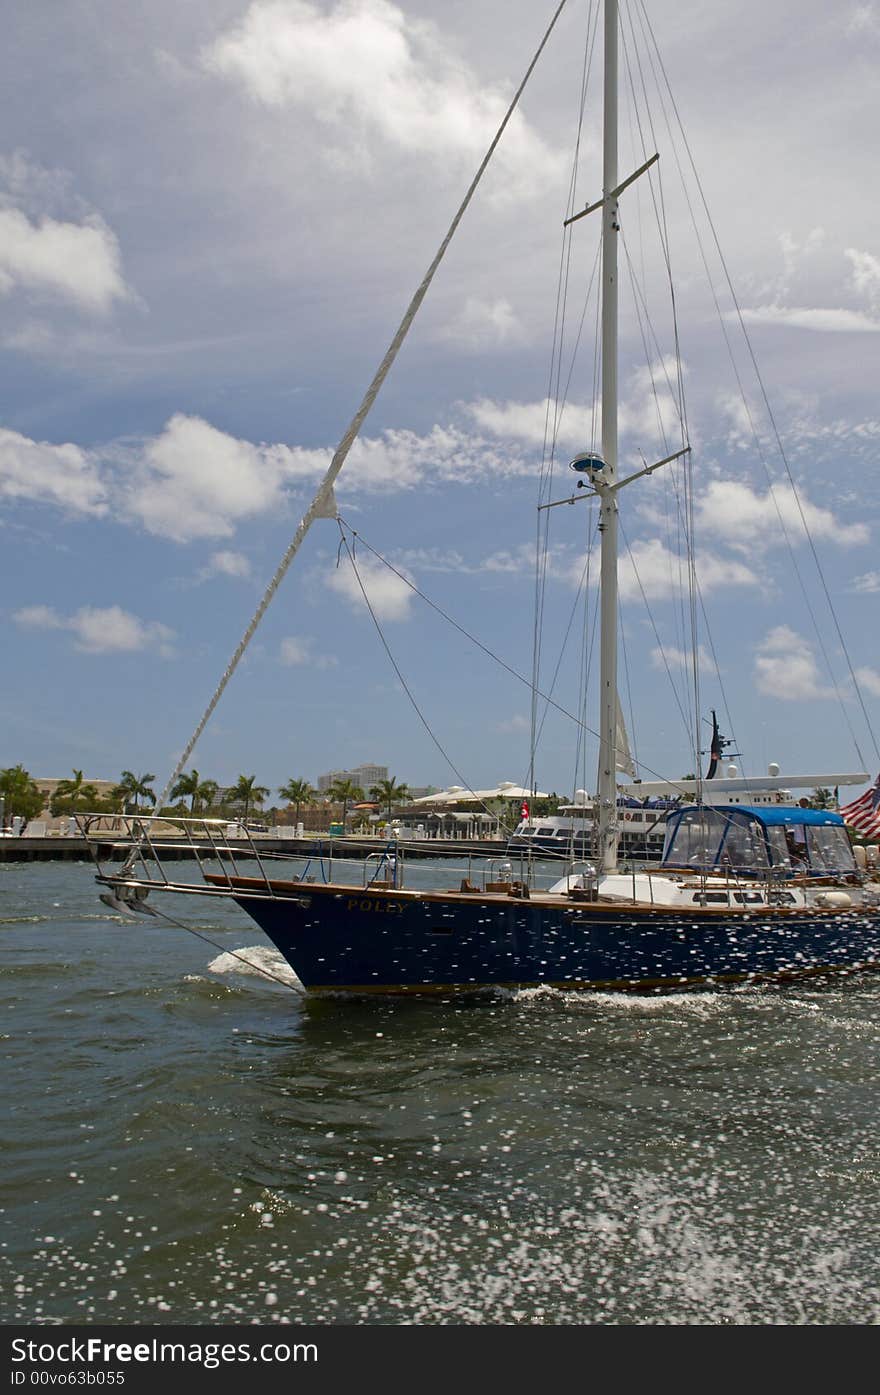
[[206, 945, 302, 990], [499, 983, 727, 1018]]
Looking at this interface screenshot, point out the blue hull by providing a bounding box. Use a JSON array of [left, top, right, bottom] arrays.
[[223, 880, 880, 993]]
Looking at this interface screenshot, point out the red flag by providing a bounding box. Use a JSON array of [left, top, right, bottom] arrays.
[[521, 800, 530, 819]]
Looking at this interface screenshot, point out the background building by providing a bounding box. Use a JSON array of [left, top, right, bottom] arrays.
[[317, 764, 388, 793]]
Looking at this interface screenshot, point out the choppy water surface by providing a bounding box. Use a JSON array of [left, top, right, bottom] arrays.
[[2, 859, 878, 1325]]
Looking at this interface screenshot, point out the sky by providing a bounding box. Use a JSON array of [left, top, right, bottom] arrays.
[[2, 0, 880, 803]]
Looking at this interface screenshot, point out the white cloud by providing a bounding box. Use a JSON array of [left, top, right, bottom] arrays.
[[467, 360, 685, 456], [855, 666, 880, 696], [467, 396, 594, 450], [754, 626, 836, 700], [326, 554, 414, 620], [0, 427, 107, 516], [695, 479, 869, 548], [279, 635, 337, 668], [13, 604, 174, 655], [0, 207, 130, 313], [482, 546, 535, 575], [495, 714, 530, 735], [202, 0, 562, 198], [852, 570, 880, 593], [616, 538, 757, 603], [437, 297, 525, 350], [3, 413, 533, 543], [733, 234, 880, 333], [122, 414, 288, 541], [12, 604, 64, 630], [206, 550, 251, 578], [846, 5, 880, 37], [736, 305, 880, 333], [649, 644, 714, 674], [845, 247, 880, 313]]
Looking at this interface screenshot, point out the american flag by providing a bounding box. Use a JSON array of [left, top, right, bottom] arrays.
[[839, 774, 880, 839]]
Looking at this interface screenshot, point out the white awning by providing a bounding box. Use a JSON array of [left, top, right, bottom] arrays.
[[412, 782, 549, 805]]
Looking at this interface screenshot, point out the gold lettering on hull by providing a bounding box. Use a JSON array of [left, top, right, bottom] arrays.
[[346, 898, 403, 913]]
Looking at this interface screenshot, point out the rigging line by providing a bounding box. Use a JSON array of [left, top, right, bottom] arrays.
[[617, 516, 691, 738], [617, 15, 695, 689], [621, 221, 719, 742], [534, 512, 599, 755], [538, 2, 599, 514], [618, 596, 639, 773], [618, 229, 691, 627], [144, 905, 306, 996], [532, 12, 596, 796], [533, 239, 603, 777], [336, 516, 601, 741], [618, 235, 687, 664], [335, 526, 509, 830], [632, 3, 818, 636], [533, 4, 601, 799], [620, 0, 665, 360], [335, 517, 696, 795], [590, 235, 602, 457], [619, 233, 683, 443], [142, 0, 573, 831], [622, 0, 689, 457], [634, 0, 876, 770], [623, 4, 713, 782], [619, 231, 691, 682]]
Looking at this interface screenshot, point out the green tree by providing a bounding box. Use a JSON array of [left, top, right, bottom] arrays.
[[809, 787, 834, 810], [170, 769, 219, 815], [230, 774, 270, 824], [114, 770, 157, 814], [369, 777, 410, 820], [0, 764, 44, 826], [50, 769, 99, 817], [278, 778, 316, 827], [328, 779, 364, 828]]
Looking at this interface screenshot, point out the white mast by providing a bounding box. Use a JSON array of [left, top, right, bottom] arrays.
[[596, 0, 620, 874]]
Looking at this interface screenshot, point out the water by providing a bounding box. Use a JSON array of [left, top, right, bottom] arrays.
[[2, 860, 878, 1325]]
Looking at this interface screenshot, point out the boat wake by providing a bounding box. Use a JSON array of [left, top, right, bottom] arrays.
[[206, 945, 303, 991]]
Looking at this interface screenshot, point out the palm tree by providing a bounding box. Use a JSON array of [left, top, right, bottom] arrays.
[[50, 768, 99, 816], [114, 770, 157, 814], [328, 778, 364, 829], [230, 774, 270, 824], [170, 769, 219, 815], [369, 776, 410, 820], [278, 778, 316, 828]]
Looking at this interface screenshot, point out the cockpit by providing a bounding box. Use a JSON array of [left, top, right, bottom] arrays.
[[661, 806, 856, 878]]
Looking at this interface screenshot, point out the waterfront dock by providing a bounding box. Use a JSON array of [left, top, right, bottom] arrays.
[[0, 833, 513, 864]]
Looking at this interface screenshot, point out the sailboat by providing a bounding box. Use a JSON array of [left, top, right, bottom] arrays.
[[84, 0, 880, 993]]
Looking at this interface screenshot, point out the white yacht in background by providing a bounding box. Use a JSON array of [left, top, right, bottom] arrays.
[[508, 759, 869, 865]]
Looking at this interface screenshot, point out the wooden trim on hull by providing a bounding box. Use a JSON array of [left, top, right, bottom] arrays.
[[204, 871, 845, 919]]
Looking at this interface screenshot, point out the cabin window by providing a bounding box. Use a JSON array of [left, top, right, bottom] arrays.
[[806, 824, 855, 873], [718, 817, 768, 873], [692, 892, 730, 904], [664, 812, 722, 865], [732, 891, 764, 904], [767, 826, 795, 870]]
